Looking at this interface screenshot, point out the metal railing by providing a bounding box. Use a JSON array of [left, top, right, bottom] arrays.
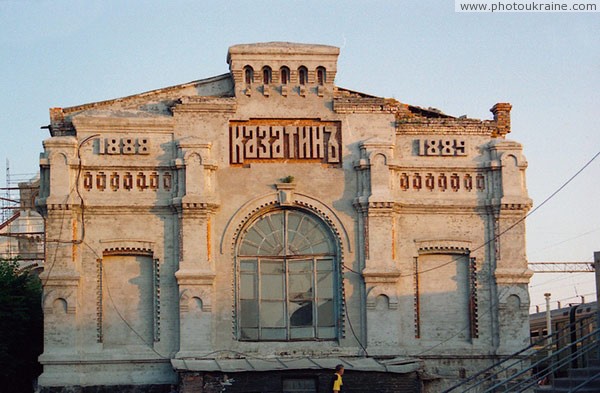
[[443, 315, 598, 393]]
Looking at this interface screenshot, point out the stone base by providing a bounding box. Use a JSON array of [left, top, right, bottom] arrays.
[[178, 370, 420, 393], [38, 385, 174, 393]]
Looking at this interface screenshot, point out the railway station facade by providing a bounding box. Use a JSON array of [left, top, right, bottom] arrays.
[[37, 42, 533, 393]]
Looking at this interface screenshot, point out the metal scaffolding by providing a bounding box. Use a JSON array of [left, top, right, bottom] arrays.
[[0, 159, 44, 265], [528, 262, 595, 273]]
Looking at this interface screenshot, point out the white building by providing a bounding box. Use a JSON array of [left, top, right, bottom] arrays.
[[0, 176, 44, 270], [37, 42, 533, 393]]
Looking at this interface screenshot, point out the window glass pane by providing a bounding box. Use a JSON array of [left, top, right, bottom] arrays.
[[317, 300, 334, 327], [317, 327, 336, 339], [261, 327, 286, 340], [290, 300, 313, 326], [317, 259, 333, 271], [240, 299, 258, 327], [287, 212, 332, 255], [240, 327, 258, 340], [288, 260, 311, 272], [239, 236, 259, 255], [289, 273, 313, 299], [307, 238, 332, 254], [240, 260, 257, 271], [240, 273, 257, 299], [260, 301, 285, 327], [317, 271, 333, 298], [290, 327, 314, 339], [261, 260, 284, 274], [262, 274, 284, 300]]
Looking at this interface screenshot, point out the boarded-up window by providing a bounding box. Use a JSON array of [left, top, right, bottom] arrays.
[[102, 255, 154, 347]]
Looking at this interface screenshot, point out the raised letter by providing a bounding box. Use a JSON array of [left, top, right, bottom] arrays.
[[257, 127, 270, 158], [231, 126, 245, 164], [298, 127, 310, 158], [311, 127, 324, 158], [244, 126, 258, 158], [325, 127, 340, 163], [285, 127, 297, 158], [271, 127, 284, 158]]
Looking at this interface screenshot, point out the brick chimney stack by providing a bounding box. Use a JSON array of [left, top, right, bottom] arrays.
[[490, 102, 512, 138]]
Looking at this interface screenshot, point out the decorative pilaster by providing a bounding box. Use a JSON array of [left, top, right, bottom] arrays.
[[354, 141, 402, 352], [173, 138, 220, 357]]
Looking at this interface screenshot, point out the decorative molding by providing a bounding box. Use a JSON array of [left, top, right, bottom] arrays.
[[275, 182, 296, 206], [415, 239, 472, 255], [366, 287, 399, 310], [220, 192, 351, 256], [179, 289, 212, 313], [414, 257, 420, 338], [495, 267, 534, 284], [469, 257, 479, 339], [175, 270, 216, 287], [100, 239, 154, 256]]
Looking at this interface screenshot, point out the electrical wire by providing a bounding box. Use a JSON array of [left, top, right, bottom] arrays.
[[363, 151, 600, 356], [38, 139, 598, 364], [403, 149, 600, 278]]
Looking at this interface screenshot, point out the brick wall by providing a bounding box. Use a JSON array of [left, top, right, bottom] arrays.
[[39, 384, 173, 393], [178, 370, 420, 393]]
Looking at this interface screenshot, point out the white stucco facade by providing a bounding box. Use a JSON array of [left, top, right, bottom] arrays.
[[37, 42, 533, 392]]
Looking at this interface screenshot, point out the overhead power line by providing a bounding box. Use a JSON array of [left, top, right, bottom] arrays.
[[528, 262, 595, 273]]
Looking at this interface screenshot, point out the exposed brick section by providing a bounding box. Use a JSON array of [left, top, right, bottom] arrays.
[[48, 107, 75, 137], [39, 385, 173, 393], [396, 117, 497, 136], [178, 370, 420, 393], [490, 102, 512, 137]]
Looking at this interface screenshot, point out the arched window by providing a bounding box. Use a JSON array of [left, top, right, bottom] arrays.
[[236, 209, 338, 341], [316, 67, 326, 85], [298, 66, 308, 85], [262, 66, 272, 85], [244, 66, 254, 84], [280, 66, 290, 84]]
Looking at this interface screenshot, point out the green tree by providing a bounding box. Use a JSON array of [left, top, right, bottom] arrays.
[[0, 259, 43, 393]]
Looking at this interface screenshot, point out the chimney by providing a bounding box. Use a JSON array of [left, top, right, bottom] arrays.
[[490, 102, 512, 138]]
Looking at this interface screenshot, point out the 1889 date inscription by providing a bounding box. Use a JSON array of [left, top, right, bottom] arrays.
[[230, 120, 341, 164]]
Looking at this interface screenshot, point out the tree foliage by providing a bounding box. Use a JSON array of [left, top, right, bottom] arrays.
[[0, 259, 43, 393]]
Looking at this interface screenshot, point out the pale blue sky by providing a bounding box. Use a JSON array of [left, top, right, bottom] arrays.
[[1, 1, 598, 309]]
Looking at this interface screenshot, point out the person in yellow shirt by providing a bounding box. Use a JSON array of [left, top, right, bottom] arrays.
[[331, 364, 344, 393]]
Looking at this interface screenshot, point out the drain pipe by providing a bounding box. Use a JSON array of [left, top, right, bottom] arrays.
[[545, 293, 553, 384], [594, 252, 600, 359], [545, 293, 552, 341]]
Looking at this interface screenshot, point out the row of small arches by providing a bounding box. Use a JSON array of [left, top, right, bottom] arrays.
[[244, 65, 327, 86]]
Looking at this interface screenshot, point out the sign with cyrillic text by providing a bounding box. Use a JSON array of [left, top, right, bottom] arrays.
[[229, 120, 341, 165]]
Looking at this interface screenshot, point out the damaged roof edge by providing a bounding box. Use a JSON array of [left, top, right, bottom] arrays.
[[171, 356, 422, 374], [59, 72, 233, 115]]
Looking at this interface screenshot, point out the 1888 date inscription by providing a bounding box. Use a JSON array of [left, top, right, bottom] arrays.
[[230, 120, 341, 164]]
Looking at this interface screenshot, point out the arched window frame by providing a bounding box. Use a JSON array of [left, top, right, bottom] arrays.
[[262, 66, 272, 85], [298, 66, 308, 85], [234, 207, 341, 342], [244, 65, 254, 85], [280, 66, 290, 84], [316, 66, 326, 85]]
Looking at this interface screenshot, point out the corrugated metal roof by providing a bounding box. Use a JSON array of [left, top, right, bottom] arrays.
[[172, 357, 420, 374]]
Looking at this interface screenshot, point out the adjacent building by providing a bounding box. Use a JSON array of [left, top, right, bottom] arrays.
[[37, 42, 533, 393], [0, 176, 44, 270]]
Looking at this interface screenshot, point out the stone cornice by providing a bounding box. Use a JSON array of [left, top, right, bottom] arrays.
[[495, 268, 534, 284], [175, 269, 216, 286], [362, 269, 402, 284], [173, 97, 237, 113]]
